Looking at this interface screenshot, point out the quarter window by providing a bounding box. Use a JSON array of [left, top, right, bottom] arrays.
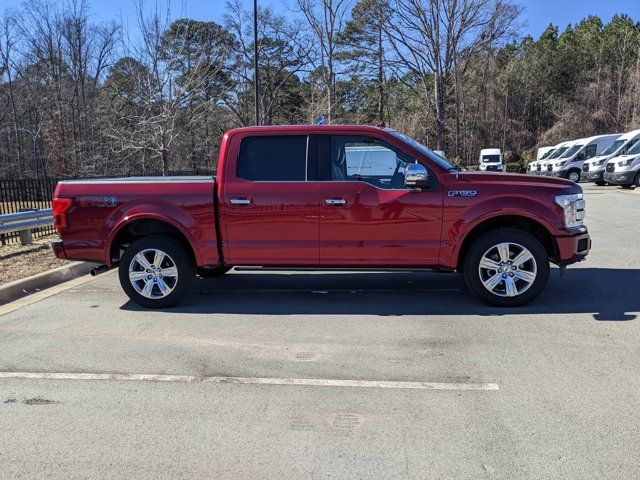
[[238, 136, 308, 181], [330, 136, 412, 189]]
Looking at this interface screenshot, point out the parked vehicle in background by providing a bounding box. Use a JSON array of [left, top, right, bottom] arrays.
[[51, 125, 590, 308], [604, 137, 640, 188], [479, 148, 503, 172], [536, 141, 572, 175], [537, 146, 555, 160], [582, 129, 640, 185], [433, 150, 446, 160], [528, 146, 558, 174], [547, 134, 621, 182]]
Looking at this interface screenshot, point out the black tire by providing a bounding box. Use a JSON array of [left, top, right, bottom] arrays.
[[463, 228, 550, 307], [595, 181, 606, 186], [197, 265, 232, 278], [566, 169, 581, 183], [634, 173, 640, 188], [119, 235, 194, 308]]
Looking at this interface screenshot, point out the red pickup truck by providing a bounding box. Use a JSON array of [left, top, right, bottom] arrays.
[[52, 125, 590, 308]]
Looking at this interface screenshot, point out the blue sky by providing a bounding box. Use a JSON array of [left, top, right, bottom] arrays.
[[0, 0, 638, 39]]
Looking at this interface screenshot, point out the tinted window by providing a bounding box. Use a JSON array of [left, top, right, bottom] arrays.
[[238, 136, 307, 181], [330, 136, 412, 189], [585, 144, 597, 159]]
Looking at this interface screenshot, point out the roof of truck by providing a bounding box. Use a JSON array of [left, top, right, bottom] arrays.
[[225, 125, 395, 135]]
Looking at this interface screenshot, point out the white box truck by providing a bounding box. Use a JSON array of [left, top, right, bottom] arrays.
[[581, 129, 640, 185], [479, 148, 503, 172]]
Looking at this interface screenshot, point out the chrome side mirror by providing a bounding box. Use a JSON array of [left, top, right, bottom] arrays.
[[404, 163, 429, 188]]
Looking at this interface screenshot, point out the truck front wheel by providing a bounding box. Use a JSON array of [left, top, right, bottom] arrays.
[[463, 228, 550, 307], [119, 235, 194, 308]]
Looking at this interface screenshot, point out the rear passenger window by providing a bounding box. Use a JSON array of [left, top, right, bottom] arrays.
[[238, 136, 308, 181]]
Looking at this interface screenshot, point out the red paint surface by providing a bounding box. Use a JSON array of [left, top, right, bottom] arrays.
[[53, 125, 590, 269]]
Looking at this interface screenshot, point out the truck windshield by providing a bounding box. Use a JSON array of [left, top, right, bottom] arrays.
[[599, 140, 625, 157], [561, 145, 583, 158], [548, 147, 568, 159], [540, 149, 556, 159], [482, 155, 501, 163], [387, 130, 457, 171]]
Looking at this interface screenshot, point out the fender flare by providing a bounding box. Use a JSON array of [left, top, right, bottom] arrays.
[[105, 212, 202, 266]]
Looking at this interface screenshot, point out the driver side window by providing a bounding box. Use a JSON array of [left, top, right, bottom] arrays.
[[330, 135, 412, 189]]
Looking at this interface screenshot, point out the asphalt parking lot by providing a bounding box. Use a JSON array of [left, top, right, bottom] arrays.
[[1, 183, 639, 479]]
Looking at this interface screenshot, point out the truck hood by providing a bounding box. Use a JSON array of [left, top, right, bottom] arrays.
[[453, 171, 579, 191]]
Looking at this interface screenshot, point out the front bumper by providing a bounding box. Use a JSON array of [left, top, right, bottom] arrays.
[[51, 240, 67, 259], [604, 171, 635, 185], [581, 170, 604, 182], [555, 230, 591, 265]]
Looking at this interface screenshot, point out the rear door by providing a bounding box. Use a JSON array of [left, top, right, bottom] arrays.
[[219, 133, 319, 265], [318, 134, 443, 266]]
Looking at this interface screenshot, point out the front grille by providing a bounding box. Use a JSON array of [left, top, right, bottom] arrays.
[[547, 164, 553, 172], [536, 164, 541, 171], [486, 165, 499, 171], [583, 163, 590, 172], [606, 163, 615, 173]]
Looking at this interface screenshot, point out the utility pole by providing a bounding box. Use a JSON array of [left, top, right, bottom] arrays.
[[253, 0, 260, 126]]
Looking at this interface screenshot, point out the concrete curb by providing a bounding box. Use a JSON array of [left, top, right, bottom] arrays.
[[0, 261, 99, 306]]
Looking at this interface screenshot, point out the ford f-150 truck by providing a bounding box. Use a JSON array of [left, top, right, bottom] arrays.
[[51, 125, 591, 308]]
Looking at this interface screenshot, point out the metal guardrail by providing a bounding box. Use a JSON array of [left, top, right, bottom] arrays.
[[0, 209, 53, 245]]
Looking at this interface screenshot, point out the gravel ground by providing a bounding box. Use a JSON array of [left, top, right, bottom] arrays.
[[0, 235, 68, 285]]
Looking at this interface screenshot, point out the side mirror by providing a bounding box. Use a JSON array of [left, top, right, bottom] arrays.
[[404, 163, 429, 188], [575, 152, 585, 161]]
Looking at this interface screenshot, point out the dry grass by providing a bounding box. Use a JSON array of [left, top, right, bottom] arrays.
[[0, 234, 69, 285]]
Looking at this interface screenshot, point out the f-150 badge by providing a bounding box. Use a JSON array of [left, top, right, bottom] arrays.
[[78, 196, 118, 207], [448, 190, 477, 197]]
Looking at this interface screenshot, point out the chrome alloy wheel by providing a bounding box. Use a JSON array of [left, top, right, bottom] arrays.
[[478, 242, 537, 298], [128, 248, 178, 299]]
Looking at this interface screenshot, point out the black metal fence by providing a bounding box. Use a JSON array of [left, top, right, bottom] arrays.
[[0, 170, 213, 245]]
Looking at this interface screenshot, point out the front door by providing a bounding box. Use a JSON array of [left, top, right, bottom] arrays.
[[220, 134, 319, 265], [318, 134, 443, 266]]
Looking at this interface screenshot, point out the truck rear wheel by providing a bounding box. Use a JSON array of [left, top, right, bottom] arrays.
[[119, 235, 194, 308], [463, 228, 550, 307]]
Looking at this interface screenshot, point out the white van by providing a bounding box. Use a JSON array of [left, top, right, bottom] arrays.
[[528, 145, 558, 174], [547, 134, 621, 182], [582, 129, 640, 185], [536, 146, 555, 160], [344, 145, 398, 177], [479, 148, 503, 172], [536, 141, 572, 175], [603, 136, 640, 188]]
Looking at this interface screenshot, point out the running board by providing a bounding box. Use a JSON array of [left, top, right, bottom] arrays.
[[232, 266, 455, 273]]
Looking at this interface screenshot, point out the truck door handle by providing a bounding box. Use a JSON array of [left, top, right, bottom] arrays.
[[230, 197, 252, 206], [325, 198, 347, 206]]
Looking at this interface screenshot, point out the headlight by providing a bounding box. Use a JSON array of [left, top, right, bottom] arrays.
[[555, 193, 585, 229], [618, 158, 634, 167], [595, 159, 606, 166], [555, 161, 566, 167]]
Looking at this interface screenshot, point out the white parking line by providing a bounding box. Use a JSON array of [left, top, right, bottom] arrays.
[[0, 371, 499, 391]]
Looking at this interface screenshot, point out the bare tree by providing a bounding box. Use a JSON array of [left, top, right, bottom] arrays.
[[295, 0, 353, 123], [384, 0, 521, 149]]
